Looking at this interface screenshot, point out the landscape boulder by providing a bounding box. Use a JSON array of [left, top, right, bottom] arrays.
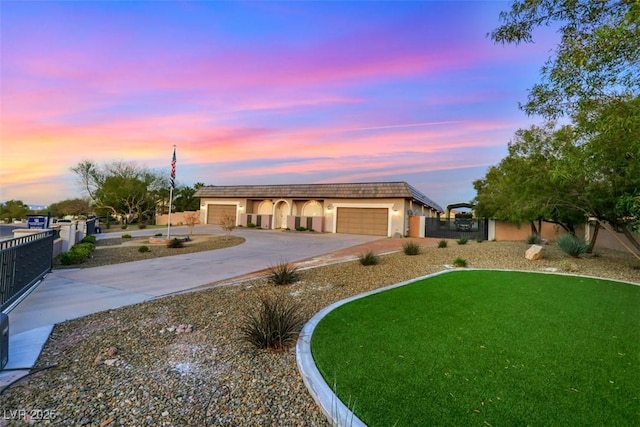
[[525, 244, 545, 260]]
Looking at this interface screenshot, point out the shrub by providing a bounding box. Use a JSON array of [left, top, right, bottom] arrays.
[[453, 257, 468, 268], [247, 222, 256, 228], [358, 251, 379, 266], [559, 259, 579, 272], [402, 241, 421, 255], [121, 234, 132, 239], [60, 242, 95, 265], [74, 242, 95, 255], [154, 232, 163, 237], [456, 236, 469, 245], [268, 261, 299, 285], [476, 239, 484, 243], [526, 234, 542, 244], [81, 235, 96, 244], [60, 251, 85, 265], [121, 224, 128, 230], [437, 239, 448, 248], [557, 234, 587, 257], [138, 223, 147, 229], [138, 245, 150, 253], [167, 238, 184, 248], [295, 226, 307, 231], [240, 295, 304, 350]]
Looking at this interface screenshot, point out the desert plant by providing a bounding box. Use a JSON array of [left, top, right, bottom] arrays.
[[559, 259, 579, 272], [183, 212, 200, 235], [358, 251, 379, 266], [437, 239, 448, 248], [268, 261, 299, 285], [452, 257, 467, 267], [557, 234, 587, 257], [456, 236, 469, 245], [60, 242, 95, 265], [138, 245, 150, 253], [81, 235, 97, 244], [220, 214, 237, 238], [240, 294, 304, 350], [121, 234, 132, 239], [402, 241, 421, 255], [167, 238, 184, 248], [526, 233, 542, 244]]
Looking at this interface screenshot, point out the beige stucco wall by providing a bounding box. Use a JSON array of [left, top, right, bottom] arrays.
[[198, 196, 421, 236], [586, 221, 640, 255], [156, 210, 201, 226], [494, 220, 565, 242]]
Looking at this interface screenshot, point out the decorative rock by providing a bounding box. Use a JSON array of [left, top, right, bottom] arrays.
[[106, 346, 118, 357], [525, 244, 545, 260], [104, 359, 118, 366]]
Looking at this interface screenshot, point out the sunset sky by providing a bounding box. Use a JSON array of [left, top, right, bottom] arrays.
[[1, 1, 558, 208]]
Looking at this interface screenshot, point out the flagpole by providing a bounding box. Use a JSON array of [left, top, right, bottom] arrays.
[[167, 145, 176, 239], [167, 186, 173, 239]]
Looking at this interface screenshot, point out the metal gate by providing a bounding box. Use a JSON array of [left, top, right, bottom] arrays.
[[425, 217, 488, 240], [1, 230, 55, 312]]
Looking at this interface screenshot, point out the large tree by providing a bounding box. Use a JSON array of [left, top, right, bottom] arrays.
[[491, 0, 640, 119], [475, 96, 640, 251], [473, 123, 586, 235], [48, 198, 91, 218], [0, 200, 29, 223], [71, 161, 166, 224], [486, 1, 640, 252], [173, 182, 205, 212]]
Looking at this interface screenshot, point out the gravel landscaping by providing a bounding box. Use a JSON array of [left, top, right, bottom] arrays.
[[3, 239, 639, 426], [53, 235, 245, 269]]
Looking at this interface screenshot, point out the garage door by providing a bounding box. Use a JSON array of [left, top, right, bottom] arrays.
[[207, 205, 237, 225], [336, 207, 388, 236]]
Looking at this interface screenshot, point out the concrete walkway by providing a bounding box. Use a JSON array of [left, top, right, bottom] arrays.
[[2, 226, 381, 386]]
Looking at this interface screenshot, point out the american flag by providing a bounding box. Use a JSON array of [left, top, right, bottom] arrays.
[[170, 146, 176, 189]]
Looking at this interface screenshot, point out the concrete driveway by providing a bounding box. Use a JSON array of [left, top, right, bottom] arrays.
[[8, 225, 381, 335]]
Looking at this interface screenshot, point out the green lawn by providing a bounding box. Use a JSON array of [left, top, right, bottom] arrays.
[[311, 270, 640, 426]]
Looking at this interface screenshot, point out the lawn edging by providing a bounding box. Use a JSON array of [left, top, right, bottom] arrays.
[[295, 267, 638, 426]]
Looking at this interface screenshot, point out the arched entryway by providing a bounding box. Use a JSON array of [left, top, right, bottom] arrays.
[[302, 200, 323, 217], [274, 200, 289, 229]]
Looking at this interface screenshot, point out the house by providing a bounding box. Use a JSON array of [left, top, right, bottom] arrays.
[[193, 182, 443, 237]]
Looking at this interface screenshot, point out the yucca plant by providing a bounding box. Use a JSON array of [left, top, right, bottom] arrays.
[[240, 295, 304, 350], [358, 251, 379, 266], [456, 236, 469, 245], [557, 234, 587, 257], [269, 261, 299, 285], [402, 241, 421, 255], [437, 239, 448, 248], [453, 257, 468, 268]]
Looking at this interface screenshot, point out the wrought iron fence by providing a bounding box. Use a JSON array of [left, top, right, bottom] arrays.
[[0, 230, 55, 312], [425, 217, 489, 241]]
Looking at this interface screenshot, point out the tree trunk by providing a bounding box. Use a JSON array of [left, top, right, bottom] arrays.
[[621, 226, 640, 252], [530, 222, 538, 235], [586, 221, 600, 254]]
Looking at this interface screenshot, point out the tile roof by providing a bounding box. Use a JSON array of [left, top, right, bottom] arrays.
[[194, 182, 443, 212]]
